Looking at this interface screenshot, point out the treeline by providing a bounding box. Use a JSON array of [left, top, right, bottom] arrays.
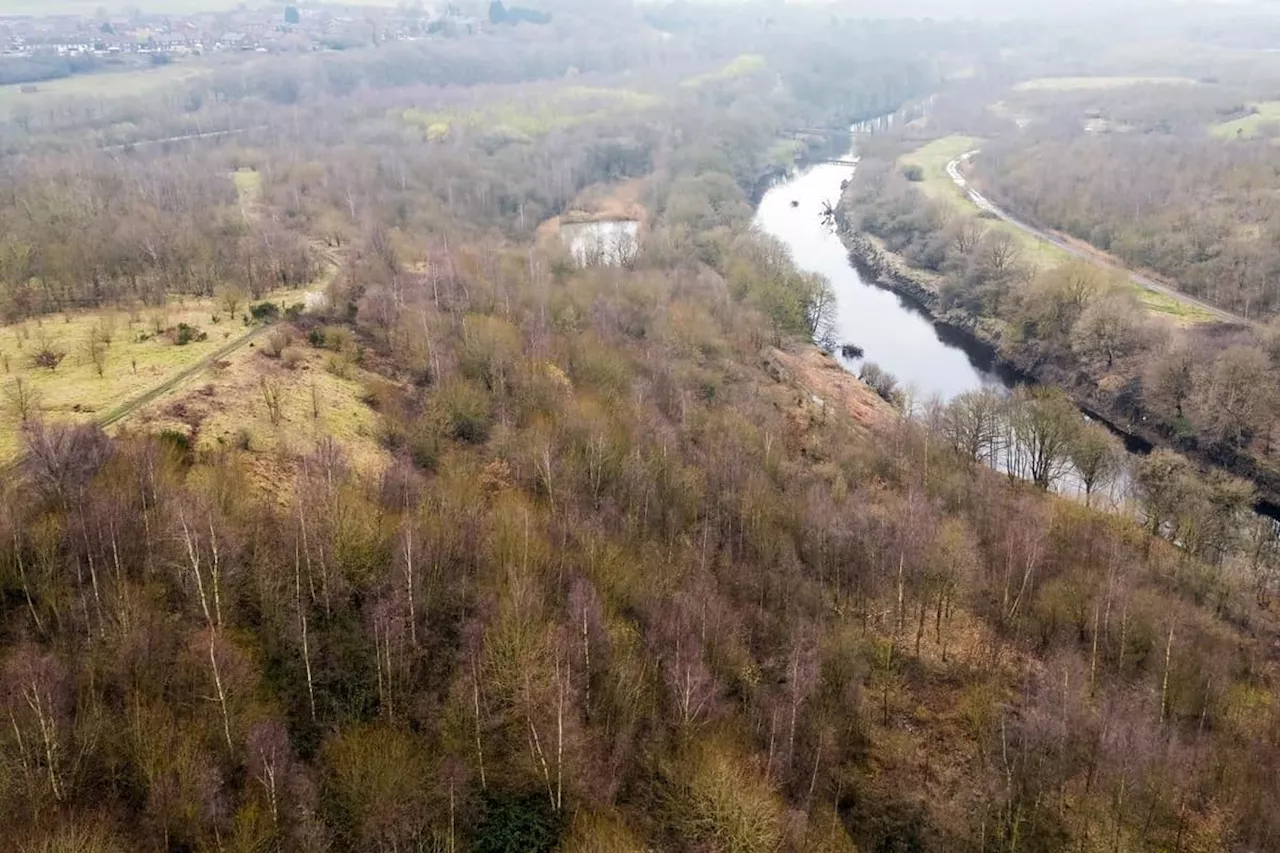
[[847, 156, 1280, 490], [0, 152, 315, 322], [977, 126, 1280, 318], [0, 54, 100, 86]]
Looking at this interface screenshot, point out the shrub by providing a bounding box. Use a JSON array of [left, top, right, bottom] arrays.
[[437, 381, 493, 444], [157, 429, 192, 458], [281, 347, 305, 370], [327, 353, 356, 379], [902, 164, 925, 182], [31, 344, 66, 370], [174, 323, 207, 346], [407, 417, 443, 471], [263, 329, 292, 358], [250, 302, 280, 322], [859, 361, 902, 405], [673, 743, 783, 853], [472, 791, 563, 853]]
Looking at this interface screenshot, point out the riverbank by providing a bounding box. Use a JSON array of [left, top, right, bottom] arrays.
[[836, 209, 1280, 511]]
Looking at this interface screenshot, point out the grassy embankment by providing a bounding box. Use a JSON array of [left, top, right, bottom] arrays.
[[1211, 101, 1280, 138], [898, 135, 1066, 270], [899, 135, 1217, 325]]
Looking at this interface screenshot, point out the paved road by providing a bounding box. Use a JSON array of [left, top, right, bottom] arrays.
[[946, 151, 1251, 327]]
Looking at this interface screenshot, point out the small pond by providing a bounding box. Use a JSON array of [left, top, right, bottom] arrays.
[[561, 219, 640, 267]]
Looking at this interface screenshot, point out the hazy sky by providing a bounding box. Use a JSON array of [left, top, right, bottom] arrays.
[[0, 0, 1272, 22]]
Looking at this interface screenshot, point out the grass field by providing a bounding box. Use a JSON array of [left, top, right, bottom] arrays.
[[899, 135, 1218, 325], [1012, 76, 1199, 92], [681, 54, 767, 88], [1211, 101, 1280, 138], [898, 135, 1067, 270], [0, 290, 311, 462], [403, 86, 662, 140], [129, 330, 390, 482], [0, 60, 211, 117], [1136, 287, 1218, 325]]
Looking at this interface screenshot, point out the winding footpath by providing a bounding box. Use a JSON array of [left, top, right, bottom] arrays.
[[946, 151, 1250, 327]]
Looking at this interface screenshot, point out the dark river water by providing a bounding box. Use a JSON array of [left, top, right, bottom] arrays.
[[753, 145, 1003, 402]]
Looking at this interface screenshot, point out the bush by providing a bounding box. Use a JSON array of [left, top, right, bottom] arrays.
[[437, 381, 493, 444], [264, 329, 292, 358], [472, 791, 563, 853], [281, 347, 306, 369], [902, 164, 924, 182], [250, 302, 281, 322], [327, 353, 356, 379], [407, 417, 443, 471], [859, 361, 902, 405], [157, 429, 192, 459], [31, 344, 66, 370], [174, 323, 206, 346], [673, 743, 783, 853]]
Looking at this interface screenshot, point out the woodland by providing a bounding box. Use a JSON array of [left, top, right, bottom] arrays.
[[4, 3, 1280, 853]]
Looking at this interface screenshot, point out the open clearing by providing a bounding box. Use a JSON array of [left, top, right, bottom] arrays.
[[0, 60, 212, 117], [0, 289, 310, 462], [129, 327, 390, 486], [403, 86, 662, 140], [1211, 101, 1280, 138], [682, 54, 767, 88], [1013, 76, 1199, 92]]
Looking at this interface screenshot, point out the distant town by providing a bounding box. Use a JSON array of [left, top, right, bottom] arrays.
[[0, 3, 485, 61]]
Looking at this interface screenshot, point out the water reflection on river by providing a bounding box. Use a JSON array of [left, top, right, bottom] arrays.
[[754, 149, 999, 402], [752, 133, 1129, 510]]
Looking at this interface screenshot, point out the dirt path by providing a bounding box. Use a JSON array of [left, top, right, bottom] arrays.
[[947, 151, 1250, 327], [0, 323, 270, 477], [96, 324, 268, 429]]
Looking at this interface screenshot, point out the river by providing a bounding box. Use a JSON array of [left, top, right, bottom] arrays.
[[754, 139, 1002, 403], [753, 127, 1135, 510]]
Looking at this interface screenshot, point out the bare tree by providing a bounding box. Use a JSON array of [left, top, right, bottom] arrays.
[[1071, 289, 1146, 369], [1191, 345, 1276, 447], [1009, 389, 1080, 490], [260, 375, 285, 426], [83, 324, 110, 378], [4, 377, 40, 424], [1070, 421, 1123, 507]]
